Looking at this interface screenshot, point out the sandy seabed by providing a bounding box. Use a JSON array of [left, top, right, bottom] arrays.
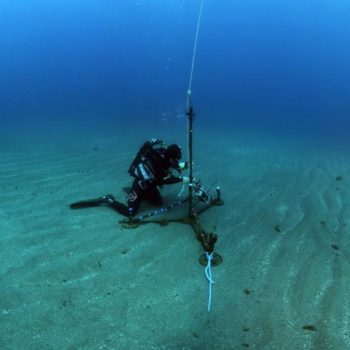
[[1, 123, 350, 350]]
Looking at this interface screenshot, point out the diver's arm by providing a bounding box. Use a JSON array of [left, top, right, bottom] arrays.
[[161, 175, 189, 185], [160, 175, 182, 185]]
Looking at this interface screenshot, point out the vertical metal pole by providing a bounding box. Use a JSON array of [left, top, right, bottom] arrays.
[[186, 1, 203, 217], [187, 100, 195, 217]]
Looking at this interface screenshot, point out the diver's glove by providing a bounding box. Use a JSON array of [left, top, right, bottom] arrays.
[[181, 176, 191, 183], [181, 176, 198, 183]]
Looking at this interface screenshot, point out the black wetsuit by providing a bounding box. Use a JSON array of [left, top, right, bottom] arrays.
[[69, 141, 183, 217], [124, 144, 182, 216]]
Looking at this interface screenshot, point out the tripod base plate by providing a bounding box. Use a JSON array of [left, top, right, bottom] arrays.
[[199, 252, 223, 266]]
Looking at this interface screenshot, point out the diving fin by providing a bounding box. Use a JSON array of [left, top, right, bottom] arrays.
[[69, 194, 115, 209], [69, 194, 130, 217]]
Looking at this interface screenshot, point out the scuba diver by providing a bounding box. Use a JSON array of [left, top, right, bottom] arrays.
[[69, 139, 189, 217]]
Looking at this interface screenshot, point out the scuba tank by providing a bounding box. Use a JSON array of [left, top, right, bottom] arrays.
[[128, 139, 166, 178]]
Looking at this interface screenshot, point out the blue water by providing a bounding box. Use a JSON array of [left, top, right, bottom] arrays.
[[1, 0, 350, 146]]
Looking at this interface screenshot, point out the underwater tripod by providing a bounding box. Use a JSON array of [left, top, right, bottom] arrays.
[[119, 100, 224, 267], [120, 0, 223, 266], [120, 0, 223, 311]]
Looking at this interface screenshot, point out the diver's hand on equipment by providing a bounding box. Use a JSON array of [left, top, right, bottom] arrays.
[[182, 176, 191, 183]]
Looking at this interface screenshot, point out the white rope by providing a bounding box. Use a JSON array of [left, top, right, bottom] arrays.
[[187, 0, 205, 108], [204, 252, 215, 312]]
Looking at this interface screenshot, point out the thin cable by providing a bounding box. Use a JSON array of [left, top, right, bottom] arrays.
[[187, 0, 205, 108]]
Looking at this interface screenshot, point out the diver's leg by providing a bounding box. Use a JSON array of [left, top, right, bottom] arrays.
[[70, 194, 130, 216], [69, 195, 115, 209], [106, 197, 130, 217], [145, 186, 163, 206], [126, 179, 145, 216]]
